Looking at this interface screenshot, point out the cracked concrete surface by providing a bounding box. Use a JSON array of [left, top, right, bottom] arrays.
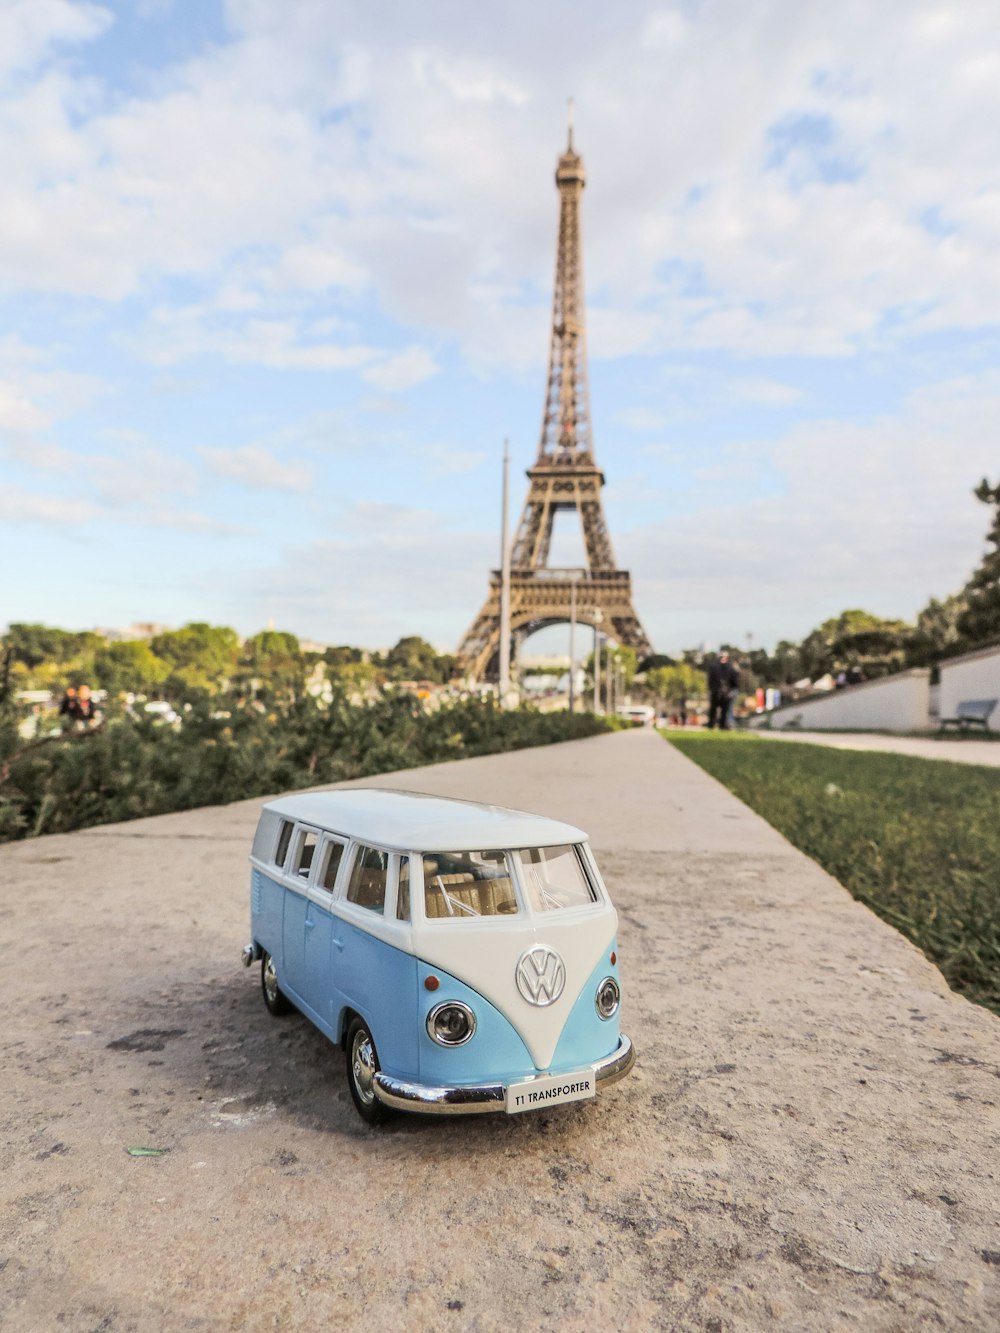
[[1, 729, 999, 1330]]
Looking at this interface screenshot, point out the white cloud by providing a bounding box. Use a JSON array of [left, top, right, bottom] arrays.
[[0, 384, 49, 434], [362, 345, 438, 393], [0, 340, 105, 443], [623, 370, 1000, 651], [4, 2, 1000, 655], [140, 306, 377, 371], [201, 445, 313, 493], [731, 377, 803, 406], [0, 487, 100, 526], [2, 0, 997, 362], [0, 0, 110, 84], [427, 445, 487, 476], [245, 511, 495, 648], [615, 407, 668, 432]]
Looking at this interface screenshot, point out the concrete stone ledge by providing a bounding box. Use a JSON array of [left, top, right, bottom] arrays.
[[1, 729, 998, 1330]]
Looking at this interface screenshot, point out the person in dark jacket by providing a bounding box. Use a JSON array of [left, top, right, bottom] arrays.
[[707, 651, 740, 729]]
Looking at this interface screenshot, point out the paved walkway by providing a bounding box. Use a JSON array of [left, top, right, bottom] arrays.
[[2, 730, 999, 1331], [744, 728, 1000, 767]]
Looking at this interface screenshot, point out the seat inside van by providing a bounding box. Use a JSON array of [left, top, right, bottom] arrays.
[[423, 857, 517, 918]]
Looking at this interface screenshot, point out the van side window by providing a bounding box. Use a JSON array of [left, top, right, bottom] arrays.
[[322, 841, 345, 892], [346, 845, 388, 913], [396, 856, 410, 921], [274, 819, 293, 868], [293, 830, 318, 879]]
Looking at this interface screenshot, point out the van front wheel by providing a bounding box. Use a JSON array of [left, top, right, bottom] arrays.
[[346, 1018, 388, 1126], [261, 951, 293, 1016]]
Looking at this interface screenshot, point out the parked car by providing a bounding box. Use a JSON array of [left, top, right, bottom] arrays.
[[243, 788, 635, 1124], [617, 704, 656, 727]]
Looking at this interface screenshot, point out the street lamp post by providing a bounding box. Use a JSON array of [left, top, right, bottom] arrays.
[[498, 440, 512, 703], [568, 580, 577, 713], [592, 611, 603, 713]]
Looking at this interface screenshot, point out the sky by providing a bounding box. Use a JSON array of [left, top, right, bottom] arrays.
[[2, 0, 1000, 658]]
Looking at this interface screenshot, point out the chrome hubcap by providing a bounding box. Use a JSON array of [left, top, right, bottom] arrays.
[[263, 956, 279, 1004], [351, 1031, 376, 1106]]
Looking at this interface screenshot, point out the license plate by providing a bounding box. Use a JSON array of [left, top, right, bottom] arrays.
[[505, 1071, 596, 1114]]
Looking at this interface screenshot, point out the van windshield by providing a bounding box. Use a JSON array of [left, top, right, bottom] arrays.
[[422, 851, 518, 920], [518, 845, 599, 912]]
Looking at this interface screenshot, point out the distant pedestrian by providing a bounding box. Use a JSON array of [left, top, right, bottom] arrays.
[[58, 687, 79, 732], [75, 685, 97, 724], [58, 684, 98, 731], [706, 651, 740, 730]]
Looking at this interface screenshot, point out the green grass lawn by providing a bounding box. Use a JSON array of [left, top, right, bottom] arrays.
[[666, 731, 1000, 1016]]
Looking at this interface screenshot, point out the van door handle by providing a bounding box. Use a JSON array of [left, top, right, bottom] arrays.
[[305, 919, 316, 931], [332, 936, 344, 950]]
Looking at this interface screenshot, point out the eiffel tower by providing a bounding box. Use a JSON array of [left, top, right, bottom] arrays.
[[457, 121, 653, 682]]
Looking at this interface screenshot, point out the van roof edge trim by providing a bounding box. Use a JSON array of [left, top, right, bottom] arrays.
[[260, 788, 586, 852]]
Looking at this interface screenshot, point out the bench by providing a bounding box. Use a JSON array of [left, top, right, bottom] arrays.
[[939, 698, 998, 732]]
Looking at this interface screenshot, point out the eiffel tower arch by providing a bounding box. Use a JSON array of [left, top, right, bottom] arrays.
[[457, 123, 653, 682]]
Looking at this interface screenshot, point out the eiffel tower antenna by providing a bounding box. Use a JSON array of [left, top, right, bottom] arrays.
[[567, 97, 574, 150], [457, 122, 653, 682]]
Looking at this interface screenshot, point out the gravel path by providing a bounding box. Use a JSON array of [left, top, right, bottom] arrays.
[[2, 729, 999, 1331]]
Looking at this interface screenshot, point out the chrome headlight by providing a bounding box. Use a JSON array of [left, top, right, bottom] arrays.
[[595, 977, 620, 1020], [426, 1001, 477, 1047]]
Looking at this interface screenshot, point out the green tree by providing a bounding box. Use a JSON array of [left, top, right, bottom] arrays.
[[5, 623, 102, 671], [797, 610, 912, 681], [93, 640, 171, 697], [382, 636, 454, 684], [767, 640, 803, 685], [906, 593, 969, 666], [150, 623, 240, 697], [646, 663, 703, 706], [957, 478, 1000, 645], [638, 653, 676, 672], [608, 645, 639, 687], [324, 645, 364, 668]]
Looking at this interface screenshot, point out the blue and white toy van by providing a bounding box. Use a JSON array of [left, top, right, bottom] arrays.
[[242, 788, 635, 1124]]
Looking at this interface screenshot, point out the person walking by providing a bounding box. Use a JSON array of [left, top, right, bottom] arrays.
[[706, 650, 740, 730]]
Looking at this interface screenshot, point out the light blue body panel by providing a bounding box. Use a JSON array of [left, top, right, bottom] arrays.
[[550, 940, 621, 1070], [415, 961, 535, 1086], [252, 869, 284, 962], [282, 889, 308, 994], [329, 913, 419, 1079], [413, 947, 622, 1087], [304, 900, 335, 1010], [253, 872, 621, 1090]]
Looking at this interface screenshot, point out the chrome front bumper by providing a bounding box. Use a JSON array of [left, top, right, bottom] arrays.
[[372, 1033, 635, 1116]]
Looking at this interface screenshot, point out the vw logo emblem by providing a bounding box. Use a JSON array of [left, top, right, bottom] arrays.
[[515, 945, 566, 1007]]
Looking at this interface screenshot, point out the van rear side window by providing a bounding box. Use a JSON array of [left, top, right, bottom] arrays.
[[293, 830, 317, 879], [322, 841, 345, 891], [347, 845, 388, 913], [396, 856, 410, 921], [274, 819, 293, 868]]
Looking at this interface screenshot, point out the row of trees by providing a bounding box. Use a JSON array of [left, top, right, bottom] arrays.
[[1, 624, 457, 704]]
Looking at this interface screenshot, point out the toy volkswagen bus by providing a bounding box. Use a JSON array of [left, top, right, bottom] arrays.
[[242, 788, 635, 1124]]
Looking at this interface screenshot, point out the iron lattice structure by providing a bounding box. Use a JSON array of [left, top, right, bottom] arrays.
[[457, 128, 653, 681]]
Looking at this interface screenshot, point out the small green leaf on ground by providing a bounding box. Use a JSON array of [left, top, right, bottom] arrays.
[[127, 1146, 166, 1157]]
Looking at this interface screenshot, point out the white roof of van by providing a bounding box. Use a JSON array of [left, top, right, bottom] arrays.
[[261, 788, 586, 851]]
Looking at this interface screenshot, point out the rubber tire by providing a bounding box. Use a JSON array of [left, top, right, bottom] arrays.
[[261, 950, 293, 1016], [346, 1017, 389, 1126]]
